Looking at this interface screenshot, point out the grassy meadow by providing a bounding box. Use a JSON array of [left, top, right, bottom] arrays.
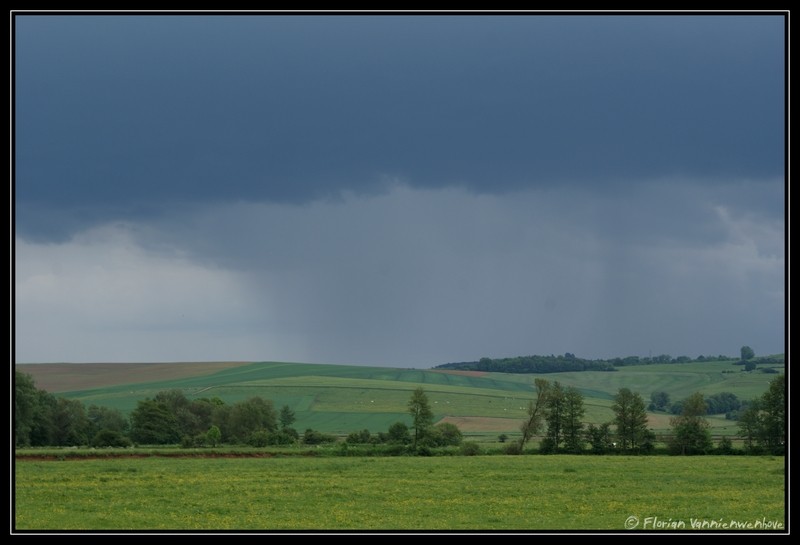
[[14, 455, 785, 531]]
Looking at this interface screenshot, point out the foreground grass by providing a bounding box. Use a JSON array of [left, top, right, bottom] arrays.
[[14, 455, 785, 531]]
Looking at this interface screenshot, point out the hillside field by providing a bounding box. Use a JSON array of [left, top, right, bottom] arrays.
[[17, 359, 783, 437]]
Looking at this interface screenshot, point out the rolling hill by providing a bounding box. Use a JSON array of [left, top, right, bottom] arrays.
[[16, 359, 784, 436]]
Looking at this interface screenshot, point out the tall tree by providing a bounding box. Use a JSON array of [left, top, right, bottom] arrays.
[[15, 372, 58, 447], [519, 378, 551, 451], [15, 371, 41, 447], [130, 399, 180, 445], [737, 400, 763, 452], [760, 375, 785, 453], [28, 392, 57, 447], [612, 388, 650, 452], [87, 404, 129, 436], [408, 387, 434, 448], [153, 389, 210, 438], [586, 422, 614, 454], [387, 421, 411, 445], [650, 391, 670, 411], [279, 405, 296, 430], [227, 397, 278, 443], [669, 392, 712, 455], [153, 389, 191, 414], [562, 387, 586, 453], [184, 399, 215, 436], [739, 375, 786, 454], [740, 346, 755, 361], [51, 398, 90, 446], [542, 382, 566, 452]]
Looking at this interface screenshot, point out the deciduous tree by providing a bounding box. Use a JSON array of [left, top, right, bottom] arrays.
[[541, 382, 566, 453], [612, 388, 650, 452], [228, 397, 277, 443], [387, 421, 411, 444], [519, 378, 551, 451], [130, 399, 180, 445], [760, 375, 785, 453], [562, 387, 586, 453], [669, 392, 712, 455], [586, 422, 613, 454], [279, 405, 296, 430], [408, 387, 434, 448], [650, 391, 670, 411]]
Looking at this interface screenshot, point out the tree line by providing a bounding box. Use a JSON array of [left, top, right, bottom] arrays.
[[435, 347, 784, 374], [649, 390, 745, 418], [14, 372, 465, 452], [15, 370, 302, 448], [514, 379, 656, 454], [511, 375, 784, 455]]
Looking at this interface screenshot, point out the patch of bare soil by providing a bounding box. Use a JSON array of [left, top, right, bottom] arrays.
[[15, 361, 252, 393]]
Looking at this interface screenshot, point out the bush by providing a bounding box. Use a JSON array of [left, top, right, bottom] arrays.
[[539, 437, 558, 454], [346, 429, 372, 444], [769, 444, 785, 456], [716, 436, 735, 455], [91, 430, 132, 448], [303, 429, 337, 445], [497, 434, 508, 443], [206, 425, 221, 447], [184, 434, 208, 448], [382, 444, 412, 456], [460, 441, 482, 456], [433, 422, 463, 446], [639, 430, 656, 454], [268, 430, 297, 445], [387, 422, 411, 445], [248, 430, 271, 447], [504, 442, 523, 455], [586, 423, 613, 454]]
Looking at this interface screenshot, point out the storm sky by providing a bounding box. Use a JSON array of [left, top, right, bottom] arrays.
[[13, 14, 786, 366]]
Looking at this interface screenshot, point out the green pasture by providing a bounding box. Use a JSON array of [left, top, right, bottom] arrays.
[[14, 455, 785, 531]]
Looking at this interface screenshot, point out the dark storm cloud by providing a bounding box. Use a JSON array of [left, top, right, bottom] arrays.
[[15, 14, 784, 240], [13, 14, 786, 365]]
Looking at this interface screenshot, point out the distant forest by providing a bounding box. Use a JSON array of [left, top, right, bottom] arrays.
[[434, 353, 785, 374]]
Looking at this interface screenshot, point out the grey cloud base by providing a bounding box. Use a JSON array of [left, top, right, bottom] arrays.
[[14, 182, 784, 365]]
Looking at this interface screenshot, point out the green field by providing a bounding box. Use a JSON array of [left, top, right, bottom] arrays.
[[20, 359, 782, 436], [14, 455, 785, 531]]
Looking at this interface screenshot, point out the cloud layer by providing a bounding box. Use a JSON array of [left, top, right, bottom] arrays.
[[15, 15, 784, 240], [15, 180, 784, 365]]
